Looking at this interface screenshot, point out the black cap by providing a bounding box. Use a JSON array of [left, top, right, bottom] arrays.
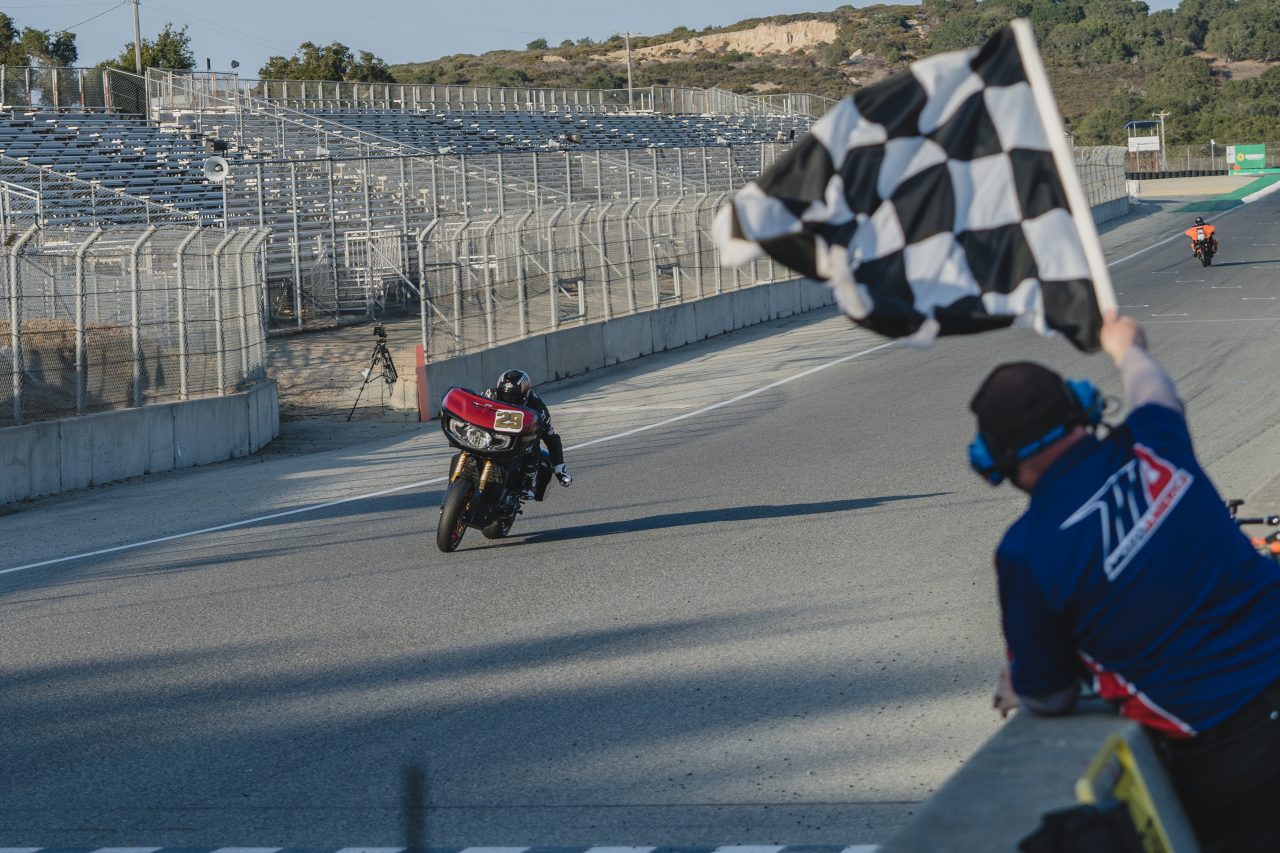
[[970, 362, 1075, 454]]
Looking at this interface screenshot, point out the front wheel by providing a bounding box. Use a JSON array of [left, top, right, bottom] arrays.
[[437, 479, 474, 553], [1200, 251, 1212, 267]]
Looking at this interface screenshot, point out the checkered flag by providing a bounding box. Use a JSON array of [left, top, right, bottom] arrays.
[[715, 20, 1116, 352]]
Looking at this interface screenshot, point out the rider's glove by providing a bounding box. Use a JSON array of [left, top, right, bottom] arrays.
[[554, 464, 573, 487]]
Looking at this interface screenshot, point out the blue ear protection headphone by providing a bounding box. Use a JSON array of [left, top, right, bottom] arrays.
[[968, 378, 1104, 485]]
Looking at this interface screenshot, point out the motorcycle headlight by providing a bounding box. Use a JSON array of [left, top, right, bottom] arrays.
[[448, 418, 512, 451]]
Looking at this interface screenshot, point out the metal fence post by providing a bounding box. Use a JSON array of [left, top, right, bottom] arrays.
[[128, 226, 157, 408], [480, 218, 499, 347], [572, 206, 590, 320], [645, 198, 662, 307], [288, 161, 302, 328], [74, 228, 104, 414], [513, 209, 534, 339], [173, 228, 201, 401], [416, 219, 439, 357], [596, 202, 613, 319], [565, 151, 573, 205], [233, 231, 252, 380], [9, 225, 37, 426], [546, 206, 565, 329], [619, 199, 639, 314], [497, 152, 506, 215], [211, 229, 239, 395], [449, 218, 471, 342]]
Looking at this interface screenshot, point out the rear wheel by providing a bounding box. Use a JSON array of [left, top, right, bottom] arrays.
[[482, 515, 514, 540], [437, 479, 474, 553]]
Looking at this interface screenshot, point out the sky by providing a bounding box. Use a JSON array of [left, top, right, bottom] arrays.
[[10, 0, 1183, 77]]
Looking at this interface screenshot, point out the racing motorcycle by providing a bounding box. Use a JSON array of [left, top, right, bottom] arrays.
[[1192, 233, 1216, 267], [435, 386, 551, 552]]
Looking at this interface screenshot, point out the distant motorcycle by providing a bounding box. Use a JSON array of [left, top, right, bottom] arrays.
[[1193, 237, 1215, 267], [435, 386, 552, 552]]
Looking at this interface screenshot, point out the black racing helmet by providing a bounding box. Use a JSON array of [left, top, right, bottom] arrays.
[[494, 369, 532, 406], [1194, 216, 1205, 226]]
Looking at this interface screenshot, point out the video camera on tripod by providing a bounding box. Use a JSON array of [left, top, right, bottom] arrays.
[[347, 323, 399, 420]]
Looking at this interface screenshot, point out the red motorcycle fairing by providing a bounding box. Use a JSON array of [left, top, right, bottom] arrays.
[[440, 387, 539, 435]]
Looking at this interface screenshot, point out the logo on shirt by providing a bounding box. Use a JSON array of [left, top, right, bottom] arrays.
[[1059, 443, 1194, 581]]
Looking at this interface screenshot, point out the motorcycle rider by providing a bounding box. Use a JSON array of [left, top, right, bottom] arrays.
[[484, 369, 572, 501], [1184, 216, 1219, 257]]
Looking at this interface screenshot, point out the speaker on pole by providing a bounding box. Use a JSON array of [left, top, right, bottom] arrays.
[[202, 156, 230, 183]]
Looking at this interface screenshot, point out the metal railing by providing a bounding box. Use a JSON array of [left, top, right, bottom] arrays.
[[0, 153, 199, 229], [200, 76, 821, 117], [1125, 142, 1280, 174], [1, 223, 269, 426], [0, 66, 148, 114], [212, 143, 787, 328]]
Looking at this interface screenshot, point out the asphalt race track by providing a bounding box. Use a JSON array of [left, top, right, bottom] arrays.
[[5, 193, 1280, 847]]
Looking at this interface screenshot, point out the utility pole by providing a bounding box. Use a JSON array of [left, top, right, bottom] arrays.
[[625, 32, 634, 112], [1152, 110, 1170, 173], [132, 0, 143, 75]]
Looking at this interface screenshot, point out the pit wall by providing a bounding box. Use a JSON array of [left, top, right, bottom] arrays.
[[0, 381, 279, 504]]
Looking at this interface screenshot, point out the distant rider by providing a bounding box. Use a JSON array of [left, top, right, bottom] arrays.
[[1184, 216, 1218, 257], [484, 369, 572, 501]]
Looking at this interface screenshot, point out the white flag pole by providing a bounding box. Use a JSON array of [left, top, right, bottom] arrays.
[[1011, 18, 1117, 315]]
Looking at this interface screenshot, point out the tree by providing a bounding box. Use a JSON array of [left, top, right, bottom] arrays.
[[100, 23, 193, 70], [0, 12, 77, 66], [259, 41, 394, 82], [526, 38, 549, 50]]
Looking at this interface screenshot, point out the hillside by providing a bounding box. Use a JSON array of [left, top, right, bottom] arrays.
[[384, 1, 1280, 147]]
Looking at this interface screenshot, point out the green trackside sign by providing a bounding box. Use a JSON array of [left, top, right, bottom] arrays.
[[1228, 143, 1267, 172]]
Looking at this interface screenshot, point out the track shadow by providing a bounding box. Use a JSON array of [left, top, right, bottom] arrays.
[[498, 492, 948, 545], [1209, 259, 1280, 267]]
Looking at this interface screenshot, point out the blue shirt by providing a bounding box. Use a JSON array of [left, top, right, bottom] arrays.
[[997, 403, 1280, 736]]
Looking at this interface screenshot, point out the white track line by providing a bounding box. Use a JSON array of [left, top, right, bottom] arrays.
[[0, 341, 898, 577]]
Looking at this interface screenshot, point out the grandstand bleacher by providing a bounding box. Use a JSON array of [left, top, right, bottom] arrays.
[[0, 109, 220, 218]]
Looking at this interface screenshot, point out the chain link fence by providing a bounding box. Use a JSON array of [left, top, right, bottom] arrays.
[[1, 224, 269, 427], [1124, 142, 1280, 174], [1075, 145, 1127, 209], [1, 65, 147, 114]]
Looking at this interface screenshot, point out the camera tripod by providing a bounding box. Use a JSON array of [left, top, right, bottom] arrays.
[[347, 326, 399, 421]]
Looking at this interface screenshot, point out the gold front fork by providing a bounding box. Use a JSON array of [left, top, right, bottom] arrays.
[[450, 452, 470, 482], [477, 459, 495, 491]]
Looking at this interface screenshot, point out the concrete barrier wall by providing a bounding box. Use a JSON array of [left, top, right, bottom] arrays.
[[414, 277, 838, 414], [0, 381, 279, 504], [882, 703, 1198, 851]]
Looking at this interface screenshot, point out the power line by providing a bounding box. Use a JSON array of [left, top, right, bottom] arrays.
[[145, 0, 295, 52], [54, 0, 127, 34]]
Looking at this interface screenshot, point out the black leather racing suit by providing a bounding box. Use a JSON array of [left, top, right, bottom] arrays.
[[484, 389, 564, 500], [522, 391, 565, 468]]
